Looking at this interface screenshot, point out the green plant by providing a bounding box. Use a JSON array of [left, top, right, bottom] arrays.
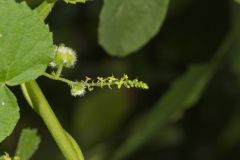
[[0, 0, 148, 159], [1, 0, 240, 160]]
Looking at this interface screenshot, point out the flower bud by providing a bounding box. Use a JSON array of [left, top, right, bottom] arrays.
[[50, 44, 77, 68], [71, 84, 86, 97]]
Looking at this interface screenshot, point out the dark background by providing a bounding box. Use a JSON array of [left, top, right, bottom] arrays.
[[2, 0, 240, 160]]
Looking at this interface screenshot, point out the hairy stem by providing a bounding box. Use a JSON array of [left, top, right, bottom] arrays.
[[20, 81, 84, 160]]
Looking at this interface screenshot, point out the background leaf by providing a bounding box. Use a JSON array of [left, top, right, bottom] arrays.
[[218, 3, 240, 150], [72, 89, 131, 148], [112, 63, 215, 159], [0, 85, 19, 142], [99, 0, 169, 56], [15, 128, 41, 160], [0, 0, 54, 86]]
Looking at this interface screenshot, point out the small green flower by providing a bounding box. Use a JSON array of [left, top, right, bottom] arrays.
[[81, 74, 149, 92]]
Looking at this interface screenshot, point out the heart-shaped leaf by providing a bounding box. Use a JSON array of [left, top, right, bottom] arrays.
[[0, 0, 54, 86]]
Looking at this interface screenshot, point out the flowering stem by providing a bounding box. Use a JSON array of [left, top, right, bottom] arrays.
[[43, 72, 149, 92], [20, 81, 84, 160], [43, 72, 75, 85]]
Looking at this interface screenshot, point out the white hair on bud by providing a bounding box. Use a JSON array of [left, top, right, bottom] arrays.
[[72, 88, 86, 97], [71, 85, 86, 97], [49, 44, 77, 68]]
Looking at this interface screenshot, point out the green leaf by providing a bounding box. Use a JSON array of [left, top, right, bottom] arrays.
[[220, 6, 240, 148], [235, 0, 240, 4], [15, 128, 41, 160], [0, 85, 20, 142], [112, 64, 215, 160], [0, 0, 54, 86], [35, 0, 57, 20], [99, 0, 169, 57]]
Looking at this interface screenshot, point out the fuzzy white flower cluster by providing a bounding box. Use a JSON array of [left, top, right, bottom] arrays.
[[50, 44, 77, 68]]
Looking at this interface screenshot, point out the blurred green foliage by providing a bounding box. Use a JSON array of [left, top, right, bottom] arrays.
[[99, 0, 169, 56], [2, 0, 240, 160], [72, 89, 131, 149], [15, 129, 41, 160]]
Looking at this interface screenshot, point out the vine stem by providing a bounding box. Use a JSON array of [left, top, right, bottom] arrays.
[[19, 1, 84, 160], [20, 81, 84, 160]]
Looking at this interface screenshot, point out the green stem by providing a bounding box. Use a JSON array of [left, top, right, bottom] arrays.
[[21, 1, 85, 160], [43, 72, 76, 85], [20, 81, 84, 160], [56, 64, 64, 77]]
